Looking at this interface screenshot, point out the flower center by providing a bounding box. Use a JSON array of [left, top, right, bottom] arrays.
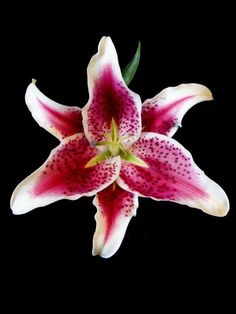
[[107, 119, 125, 156], [96, 118, 126, 157], [85, 118, 147, 168]]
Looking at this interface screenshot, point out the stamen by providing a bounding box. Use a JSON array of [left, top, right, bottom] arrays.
[[94, 118, 133, 157]]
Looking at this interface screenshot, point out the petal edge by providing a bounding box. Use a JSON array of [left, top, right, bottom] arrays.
[[92, 184, 138, 258], [25, 81, 83, 140], [142, 83, 213, 137]]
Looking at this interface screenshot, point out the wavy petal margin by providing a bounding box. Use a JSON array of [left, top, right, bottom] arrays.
[[92, 183, 138, 258]]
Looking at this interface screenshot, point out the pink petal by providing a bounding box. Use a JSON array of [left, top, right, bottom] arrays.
[[82, 37, 142, 146], [25, 81, 83, 140], [11, 134, 121, 214], [117, 133, 229, 217], [142, 84, 213, 136], [92, 183, 138, 258]]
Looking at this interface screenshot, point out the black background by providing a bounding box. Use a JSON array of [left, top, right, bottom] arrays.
[[2, 2, 235, 310]]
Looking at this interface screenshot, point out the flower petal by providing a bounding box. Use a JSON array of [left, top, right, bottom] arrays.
[[117, 133, 229, 217], [92, 183, 138, 258], [82, 36, 142, 146], [142, 84, 213, 136], [11, 134, 121, 215], [25, 81, 83, 140]]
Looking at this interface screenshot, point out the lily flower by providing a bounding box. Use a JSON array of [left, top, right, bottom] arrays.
[[11, 37, 229, 258]]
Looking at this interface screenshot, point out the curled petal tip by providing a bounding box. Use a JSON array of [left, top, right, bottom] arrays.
[[197, 177, 229, 217], [10, 184, 34, 215], [215, 206, 229, 217], [204, 190, 229, 217], [92, 248, 99, 257], [99, 35, 112, 44], [32, 78, 37, 84], [180, 83, 213, 101], [91, 230, 110, 258], [10, 196, 17, 215], [97, 36, 114, 57], [92, 247, 110, 259], [25, 82, 83, 140], [92, 246, 114, 259], [198, 84, 213, 101], [142, 83, 214, 137], [100, 35, 111, 41], [207, 90, 213, 101]]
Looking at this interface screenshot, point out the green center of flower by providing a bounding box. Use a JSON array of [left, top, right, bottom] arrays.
[[97, 119, 126, 157], [85, 119, 147, 168]]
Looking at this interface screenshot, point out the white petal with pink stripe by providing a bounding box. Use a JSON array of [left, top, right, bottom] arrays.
[[117, 132, 229, 217], [142, 83, 213, 136], [82, 37, 142, 147], [92, 183, 138, 258], [11, 134, 121, 214], [25, 81, 83, 140]]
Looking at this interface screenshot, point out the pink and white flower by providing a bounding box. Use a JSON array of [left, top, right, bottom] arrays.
[[11, 37, 229, 258]]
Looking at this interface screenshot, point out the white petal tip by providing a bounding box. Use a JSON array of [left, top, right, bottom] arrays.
[[201, 187, 230, 217], [32, 78, 37, 84], [92, 244, 109, 258], [10, 179, 41, 215], [193, 83, 213, 101], [99, 36, 112, 46], [92, 231, 120, 259], [179, 83, 213, 101], [11, 209, 27, 215], [203, 89, 213, 101], [10, 195, 33, 215], [204, 198, 229, 217], [97, 36, 115, 58], [92, 248, 114, 259], [92, 235, 114, 258], [92, 249, 108, 258], [10, 201, 30, 215], [87, 36, 119, 93]]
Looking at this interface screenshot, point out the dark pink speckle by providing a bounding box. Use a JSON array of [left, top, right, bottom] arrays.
[[120, 133, 208, 201], [85, 65, 141, 143], [32, 134, 119, 197], [142, 96, 193, 135], [96, 184, 135, 241]]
